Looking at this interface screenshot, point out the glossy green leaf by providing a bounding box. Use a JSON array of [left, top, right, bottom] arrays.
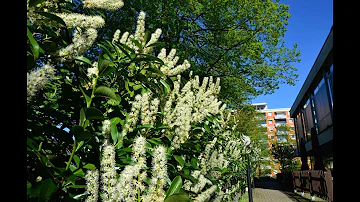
[[94, 86, 118, 101], [73, 155, 80, 168], [75, 141, 84, 152], [173, 155, 185, 167], [111, 122, 119, 143], [74, 56, 92, 65], [191, 157, 198, 169], [165, 176, 182, 199], [160, 79, 170, 96], [38, 179, 58, 202], [98, 59, 110, 75], [86, 107, 104, 120], [36, 12, 66, 26], [83, 164, 96, 170], [27, 28, 40, 59], [79, 108, 86, 126]]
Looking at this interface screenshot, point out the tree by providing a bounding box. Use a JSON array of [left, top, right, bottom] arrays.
[[271, 124, 299, 173], [75, 0, 301, 108]]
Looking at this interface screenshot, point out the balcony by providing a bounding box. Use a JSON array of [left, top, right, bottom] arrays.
[[275, 123, 287, 127], [274, 114, 287, 119]]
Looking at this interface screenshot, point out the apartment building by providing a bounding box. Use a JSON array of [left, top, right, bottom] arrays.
[[253, 103, 297, 177]]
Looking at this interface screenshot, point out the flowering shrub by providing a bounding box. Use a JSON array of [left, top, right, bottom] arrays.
[[27, 0, 261, 201]]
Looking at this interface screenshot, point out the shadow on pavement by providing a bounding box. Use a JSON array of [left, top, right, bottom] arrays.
[[254, 178, 315, 202]]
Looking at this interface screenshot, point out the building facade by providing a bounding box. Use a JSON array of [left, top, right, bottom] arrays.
[[289, 26, 333, 172], [253, 103, 298, 177]]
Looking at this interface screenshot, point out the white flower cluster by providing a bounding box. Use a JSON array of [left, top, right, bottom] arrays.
[[122, 92, 159, 136], [209, 150, 229, 179], [116, 135, 147, 201], [87, 61, 99, 78], [54, 13, 105, 29], [86, 135, 170, 202], [102, 119, 111, 140], [100, 142, 117, 201], [140, 92, 159, 126], [143, 145, 168, 202], [193, 185, 218, 202], [198, 137, 217, 174], [163, 75, 225, 149], [183, 170, 212, 194], [85, 170, 99, 202], [116, 11, 162, 54], [121, 94, 142, 137], [83, 0, 124, 10], [220, 181, 241, 202], [58, 28, 98, 61], [224, 140, 242, 159], [27, 63, 56, 102], [156, 48, 191, 76]]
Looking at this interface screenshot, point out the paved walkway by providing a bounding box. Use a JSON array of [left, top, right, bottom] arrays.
[[252, 179, 325, 202]]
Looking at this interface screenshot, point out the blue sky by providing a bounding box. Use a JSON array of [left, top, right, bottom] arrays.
[[251, 0, 333, 109]]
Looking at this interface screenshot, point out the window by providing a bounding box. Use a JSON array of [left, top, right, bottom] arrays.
[[268, 112, 272, 116], [270, 136, 274, 140], [268, 120, 273, 124], [291, 135, 295, 139], [290, 127, 295, 131], [289, 119, 293, 123], [269, 127, 274, 132]]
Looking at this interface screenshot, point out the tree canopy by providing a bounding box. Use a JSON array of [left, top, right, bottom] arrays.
[[85, 0, 301, 107]]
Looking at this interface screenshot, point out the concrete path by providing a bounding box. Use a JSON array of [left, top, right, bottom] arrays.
[[251, 179, 323, 202]]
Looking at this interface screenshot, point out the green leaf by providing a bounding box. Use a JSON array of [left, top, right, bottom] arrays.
[[73, 155, 80, 168], [181, 174, 199, 184], [35, 12, 66, 26], [27, 28, 40, 59], [79, 108, 86, 126], [165, 176, 183, 199], [98, 59, 110, 76], [75, 141, 84, 152], [204, 123, 210, 133], [83, 164, 96, 170], [160, 79, 170, 96], [147, 138, 162, 145], [173, 155, 185, 167], [140, 53, 165, 65], [164, 193, 189, 202], [74, 56, 92, 65], [27, 181, 32, 195], [98, 43, 115, 60], [191, 157, 198, 169], [94, 86, 118, 101], [38, 179, 58, 202], [86, 107, 104, 120], [78, 85, 91, 106], [111, 122, 119, 143]]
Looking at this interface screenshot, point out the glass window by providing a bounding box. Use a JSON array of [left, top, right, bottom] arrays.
[[269, 127, 274, 132], [270, 136, 274, 139], [290, 127, 295, 131], [291, 135, 295, 139], [268, 112, 272, 116], [289, 119, 293, 123], [268, 120, 273, 124]]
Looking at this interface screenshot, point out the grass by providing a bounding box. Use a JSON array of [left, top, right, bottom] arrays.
[[238, 191, 249, 202]]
